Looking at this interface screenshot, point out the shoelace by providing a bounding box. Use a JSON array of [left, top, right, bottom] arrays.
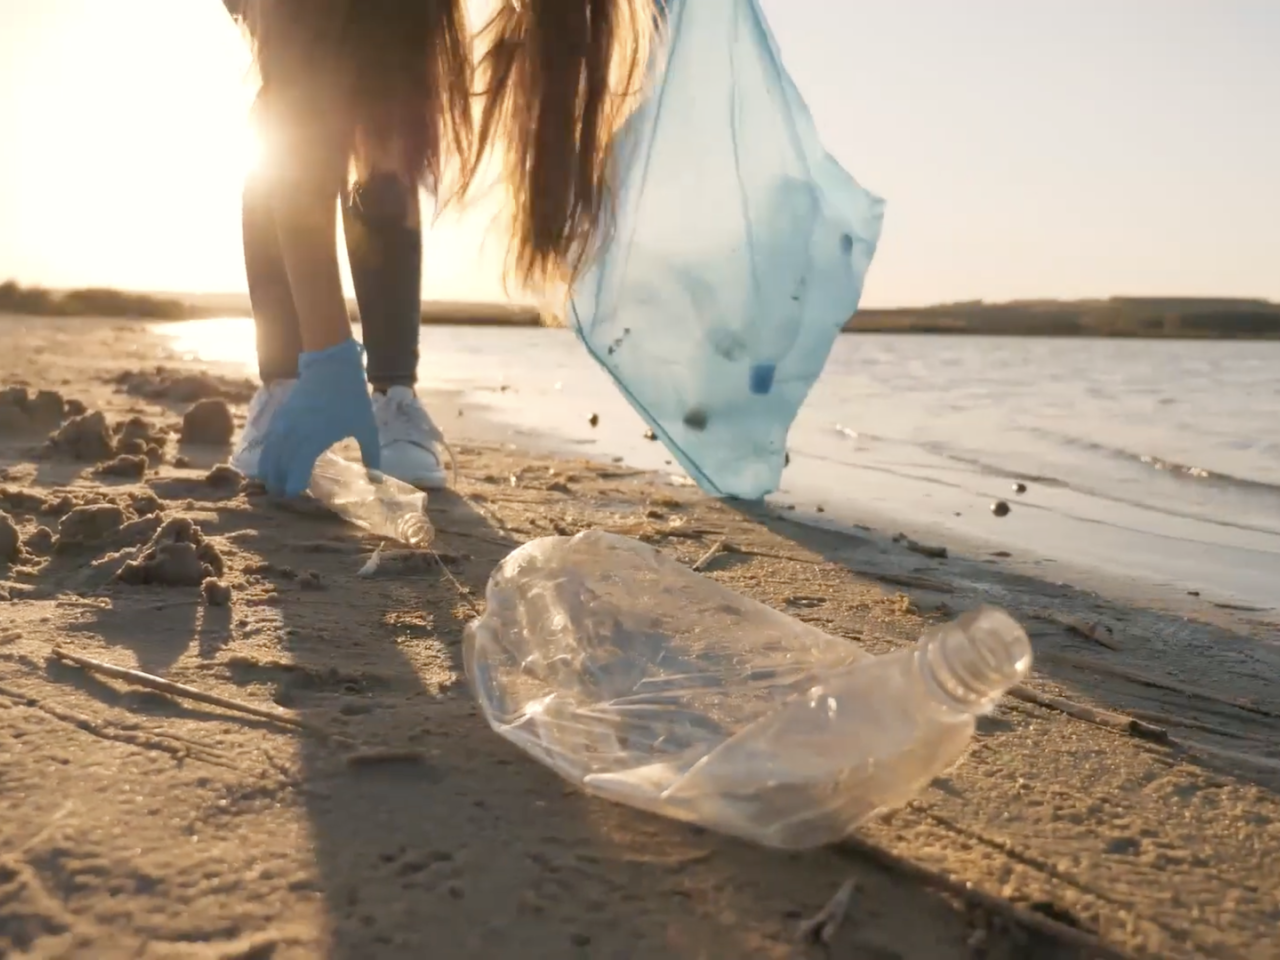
[[384, 394, 460, 488]]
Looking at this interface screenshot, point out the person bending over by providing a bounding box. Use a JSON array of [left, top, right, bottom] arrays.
[[226, 0, 658, 498]]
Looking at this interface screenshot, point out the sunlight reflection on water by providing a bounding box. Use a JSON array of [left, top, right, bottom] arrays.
[[157, 317, 258, 371]]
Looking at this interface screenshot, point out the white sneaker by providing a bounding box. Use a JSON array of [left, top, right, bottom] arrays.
[[372, 386, 451, 489], [231, 379, 296, 478]]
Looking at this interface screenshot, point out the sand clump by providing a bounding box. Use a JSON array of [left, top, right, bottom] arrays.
[[0, 510, 20, 563], [205, 463, 245, 489], [57, 503, 126, 546], [23, 526, 54, 556], [202, 576, 232, 606], [42, 408, 170, 469], [130, 491, 163, 516], [94, 454, 148, 480], [47, 410, 114, 462], [40, 493, 75, 518], [0, 488, 45, 514], [181, 399, 235, 446], [113, 415, 168, 465], [0, 387, 66, 435], [117, 516, 225, 588], [111, 366, 256, 405]]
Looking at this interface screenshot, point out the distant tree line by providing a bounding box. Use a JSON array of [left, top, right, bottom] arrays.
[[0, 281, 199, 321], [848, 297, 1280, 339], [4, 279, 1278, 338]]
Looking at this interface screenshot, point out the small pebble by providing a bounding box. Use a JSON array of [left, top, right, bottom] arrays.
[[1012, 482, 1027, 494], [205, 463, 245, 488], [992, 500, 1011, 518], [202, 577, 232, 606], [588, 413, 599, 428], [643, 428, 657, 441]]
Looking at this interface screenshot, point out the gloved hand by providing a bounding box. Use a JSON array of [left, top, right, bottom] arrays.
[[258, 337, 381, 497]]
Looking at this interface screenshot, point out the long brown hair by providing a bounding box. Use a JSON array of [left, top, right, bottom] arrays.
[[471, 0, 661, 287], [243, 0, 474, 200]]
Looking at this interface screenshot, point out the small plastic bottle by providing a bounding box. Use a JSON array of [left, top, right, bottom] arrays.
[[307, 450, 433, 547], [465, 530, 1031, 849]]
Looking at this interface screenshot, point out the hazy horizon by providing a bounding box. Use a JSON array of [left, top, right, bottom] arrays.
[[1, 1, 1276, 309]]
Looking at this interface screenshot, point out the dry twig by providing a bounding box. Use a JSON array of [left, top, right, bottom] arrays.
[[797, 878, 857, 945], [1037, 611, 1122, 650], [1010, 685, 1169, 743], [833, 836, 1137, 960], [1042, 652, 1280, 719], [691, 538, 726, 572], [49, 647, 350, 744]]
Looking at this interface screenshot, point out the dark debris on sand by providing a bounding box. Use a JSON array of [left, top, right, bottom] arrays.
[[117, 516, 225, 588], [0, 387, 67, 435], [110, 366, 256, 405], [43, 408, 171, 468], [181, 399, 235, 446]]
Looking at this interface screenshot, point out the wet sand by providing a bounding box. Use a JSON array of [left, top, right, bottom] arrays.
[[1, 316, 1277, 960]]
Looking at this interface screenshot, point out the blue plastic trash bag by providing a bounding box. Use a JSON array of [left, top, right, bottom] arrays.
[[568, 0, 885, 500]]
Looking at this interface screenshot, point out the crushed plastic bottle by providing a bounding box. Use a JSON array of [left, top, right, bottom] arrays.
[[567, 0, 885, 500], [465, 530, 1032, 849], [308, 450, 433, 547]]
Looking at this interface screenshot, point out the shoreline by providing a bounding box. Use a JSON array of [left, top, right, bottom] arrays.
[[7, 281, 1280, 339], [1, 317, 1276, 958], [13, 313, 1280, 341]]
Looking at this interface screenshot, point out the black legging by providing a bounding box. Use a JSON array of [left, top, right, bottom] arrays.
[[241, 167, 422, 390], [227, 0, 422, 391]]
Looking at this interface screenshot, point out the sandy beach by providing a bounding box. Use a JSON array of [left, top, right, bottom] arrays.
[[1, 316, 1277, 960]]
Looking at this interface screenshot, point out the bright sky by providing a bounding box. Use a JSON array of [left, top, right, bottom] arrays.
[[0, 0, 1275, 308]]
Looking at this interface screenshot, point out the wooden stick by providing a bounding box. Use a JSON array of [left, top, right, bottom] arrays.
[[1041, 652, 1280, 719], [1125, 707, 1266, 742], [797, 878, 856, 945], [691, 538, 726, 572], [1036, 610, 1122, 651], [49, 647, 349, 744], [834, 836, 1138, 960], [1010, 685, 1169, 743], [1013, 685, 1280, 775]]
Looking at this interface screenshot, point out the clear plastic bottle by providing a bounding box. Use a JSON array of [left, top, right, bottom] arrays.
[[307, 450, 433, 547], [465, 530, 1031, 849]]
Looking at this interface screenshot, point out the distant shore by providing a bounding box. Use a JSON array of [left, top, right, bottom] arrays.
[[0, 281, 546, 327], [4, 281, 1279, 338], [848, 296, 1280, 339]]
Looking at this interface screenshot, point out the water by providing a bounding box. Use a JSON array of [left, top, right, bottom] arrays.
[[157, 319, 1280, 610]]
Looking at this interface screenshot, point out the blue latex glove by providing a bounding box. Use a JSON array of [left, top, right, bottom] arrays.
[[258, 337, 381, 497]]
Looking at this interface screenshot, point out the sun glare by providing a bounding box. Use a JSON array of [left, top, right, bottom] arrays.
[[6, 2, 256, 293], [3, 0, 522, 303]]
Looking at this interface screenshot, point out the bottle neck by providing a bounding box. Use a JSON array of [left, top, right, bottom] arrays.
[[915, 607, 1033, 715]]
